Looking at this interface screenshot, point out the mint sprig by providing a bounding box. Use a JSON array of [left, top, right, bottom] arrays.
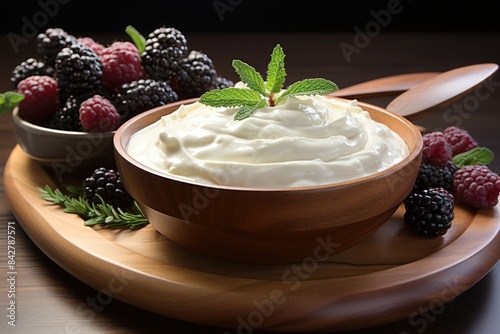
[[199, 44, 339, 120], [0, 91, 24, 115], [453, 147, 494, 168]]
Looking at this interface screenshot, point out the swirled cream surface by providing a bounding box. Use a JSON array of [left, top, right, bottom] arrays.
[[127, 95, 409, 188]]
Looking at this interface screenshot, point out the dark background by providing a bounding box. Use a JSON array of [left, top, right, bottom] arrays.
[[1, 0, 497, 36]]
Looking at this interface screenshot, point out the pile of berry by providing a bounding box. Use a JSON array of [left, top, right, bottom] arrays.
[[11, 26, 234, 132], [404, 126, 500, 237], [83, 166, 133, 209]]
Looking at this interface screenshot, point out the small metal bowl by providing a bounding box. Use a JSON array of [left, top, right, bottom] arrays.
[[12, 107, 116, 180]]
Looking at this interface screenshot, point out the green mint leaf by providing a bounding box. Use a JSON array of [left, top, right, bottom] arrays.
[[201, 43, 341, 121], [453, 147, 495, 168], [125, 25, 146, 54], [275, 78, 339, 104], [232, 60, 266, 95], [5, 91, 24, 104], [234, 99, 266, 121], [265, 44, 286, 94], [0, 91, 24, 115], [199, 87, 263, 107]]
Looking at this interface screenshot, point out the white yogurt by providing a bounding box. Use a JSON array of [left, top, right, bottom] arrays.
[[127, 94, 409, 188]]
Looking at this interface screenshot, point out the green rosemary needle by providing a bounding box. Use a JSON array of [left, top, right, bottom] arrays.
[[38, 185, 149, 230]]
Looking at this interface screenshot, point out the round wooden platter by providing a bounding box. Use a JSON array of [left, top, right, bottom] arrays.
[[4, 145, 500, 333]]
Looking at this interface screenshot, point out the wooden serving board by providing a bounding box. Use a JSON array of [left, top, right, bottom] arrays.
[[4, 145, 500, 333]]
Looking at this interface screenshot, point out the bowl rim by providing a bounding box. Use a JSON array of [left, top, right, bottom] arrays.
[[12, 106, 116, 138], [114, 97, 423, 192]]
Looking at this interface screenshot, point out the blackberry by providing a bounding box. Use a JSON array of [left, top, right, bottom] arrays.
[[412, 163, 454, 193], [11, 58, 55, 88], [36, 28, 77, 67], [113, 79, 178, 122], [43, 96, 84, 132], [212, 76, 235, 89], [84, 167, 133, 209], [141, 27, 188, 82], [404, 188, 454, 237], [54, 43, 105, 102], [171, 50, 218, 99], [448, 163, 459, 176]]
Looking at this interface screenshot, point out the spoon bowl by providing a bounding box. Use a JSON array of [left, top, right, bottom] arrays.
[[386, 63, 499, 121]]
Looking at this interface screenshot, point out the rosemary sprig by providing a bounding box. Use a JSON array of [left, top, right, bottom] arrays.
[[38, 185, 149, 230]]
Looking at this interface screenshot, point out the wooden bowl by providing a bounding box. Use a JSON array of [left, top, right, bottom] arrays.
[[12, 107, 116, 178], [114, 97, 423, 264]]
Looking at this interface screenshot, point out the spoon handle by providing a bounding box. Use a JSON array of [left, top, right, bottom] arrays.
[[330, 72, 439, 99]]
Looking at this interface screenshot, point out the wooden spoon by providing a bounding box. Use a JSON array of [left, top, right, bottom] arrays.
[[386, 63, 499, 121], [331, 72, 440, 99]]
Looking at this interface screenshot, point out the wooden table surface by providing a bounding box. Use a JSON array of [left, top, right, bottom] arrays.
[[1, 31, 500, 333]]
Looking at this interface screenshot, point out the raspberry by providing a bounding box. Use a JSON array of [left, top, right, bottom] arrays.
[[79, 95, 120, 132], [453, 165, 500, 209], [443, 126, 479, 156], [422, 131, 453, 168], [17, 75, 60, 123], [100, 41, 145, 90], [404, 187, 454, 237], [77, 36, 105, 56]]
